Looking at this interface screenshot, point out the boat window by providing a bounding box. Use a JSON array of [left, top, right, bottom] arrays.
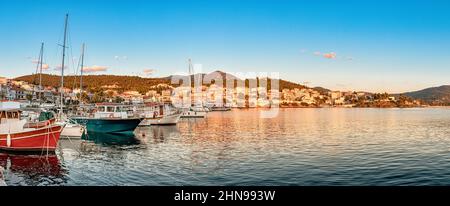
[[107, 106, 115, 112], [98, 107, 106, 112], [6, 111, 19, 119]]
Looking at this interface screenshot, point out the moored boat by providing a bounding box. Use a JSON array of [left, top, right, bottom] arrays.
[[72, 103, 142, 133], [210, 106, 232, 111], [181, 107, 207, 118], [138, 103, 181, 126], [140, 113, 181, 125], [0, 107, 64, 152], [60, 122, 85, 138], [179, 59, 209, 118]]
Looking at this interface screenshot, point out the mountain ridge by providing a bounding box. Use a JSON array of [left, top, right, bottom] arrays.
[[13, 71, 308, 93], [402, 85, 450, 105]]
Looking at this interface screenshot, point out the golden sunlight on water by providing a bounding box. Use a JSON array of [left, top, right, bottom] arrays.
[[1, 108, 449, 185]]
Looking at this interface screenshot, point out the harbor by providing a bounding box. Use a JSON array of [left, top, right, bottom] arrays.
[[0, 14, 225, 154], [0, 1, 449, 192]]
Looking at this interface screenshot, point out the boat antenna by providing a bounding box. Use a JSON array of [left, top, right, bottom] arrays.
[[60, 14, 69, 117]]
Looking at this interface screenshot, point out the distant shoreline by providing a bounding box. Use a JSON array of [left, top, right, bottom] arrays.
[[427, 106, 450, 108], [234, 106, 450, 109]]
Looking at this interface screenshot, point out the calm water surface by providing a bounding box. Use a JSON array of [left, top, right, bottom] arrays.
[[1, 108, 450, 186]]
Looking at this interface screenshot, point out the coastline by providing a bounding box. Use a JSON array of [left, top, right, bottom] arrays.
[[235, 105, 449, 109]]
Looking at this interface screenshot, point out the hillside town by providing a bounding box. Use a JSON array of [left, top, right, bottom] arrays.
[[0, 75, 425, 108]]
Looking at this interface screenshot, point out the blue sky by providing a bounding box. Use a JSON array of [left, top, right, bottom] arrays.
[[0, 0, 449, 93]]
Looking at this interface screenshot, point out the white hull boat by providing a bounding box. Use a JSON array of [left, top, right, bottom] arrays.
[[61, 123, 85, 138], [140, 113, 181, 126], [181, 110, 207, 118], [137, 103, 181, 126], [210, 107, 231, 111]]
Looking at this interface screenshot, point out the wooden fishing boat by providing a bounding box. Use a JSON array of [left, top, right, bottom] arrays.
[[0, 108, 63, 152]]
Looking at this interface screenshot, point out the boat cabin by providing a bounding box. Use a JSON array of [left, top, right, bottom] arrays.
[[139, 103, 180, 118], [0, 101, 22, 123], [0, 109, 28, 133], [0, 109, 21, 122], [93, 103, 128, 119]]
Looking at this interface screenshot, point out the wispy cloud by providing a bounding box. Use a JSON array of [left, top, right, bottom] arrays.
[[82, 65, 108, 73], [54, 65, 67, 71], [31, 60, 50, 70], [143, 69, 155, 76], [41, 64, 49, 70], [323, 52, 337, 59], [310, 51, 351, 60], [114, 56, 128, 61]]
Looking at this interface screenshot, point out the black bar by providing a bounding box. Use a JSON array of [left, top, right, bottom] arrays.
[[1, 186, 448, 204]]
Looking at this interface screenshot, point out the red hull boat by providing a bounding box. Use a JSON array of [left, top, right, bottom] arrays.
[[0, 124, 63, 152], [0, 107, 64, 152], [23, 118, 56, 129]]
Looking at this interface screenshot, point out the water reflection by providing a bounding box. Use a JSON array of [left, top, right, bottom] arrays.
[[3, 108, 450, 186], [135, 126, 181, 143], [82, 132, 141, 146], [0, 153, 66, 185]]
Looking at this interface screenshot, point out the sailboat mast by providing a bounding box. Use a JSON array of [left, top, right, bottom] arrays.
[[80, 43, 85, 102], [60, 14, 68, 116], [38, 42, 44, 103], [188, 58, 193, 76], [188, 58, 193, 106]]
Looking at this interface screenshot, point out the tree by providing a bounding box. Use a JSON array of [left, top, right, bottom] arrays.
[[357, 95, 367, 107], [91, 91, 105, 103], [107, 90, 114, 98], [26, 94, 33, 102], [78, 92, 89, 103], [114, 96, 124, 103]]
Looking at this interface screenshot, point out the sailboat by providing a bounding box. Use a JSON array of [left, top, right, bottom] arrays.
[[61, 43, 86, 138], [0, 14, 73, 152], [181, 59, 208, 118], [43, 14, 85, 138]]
